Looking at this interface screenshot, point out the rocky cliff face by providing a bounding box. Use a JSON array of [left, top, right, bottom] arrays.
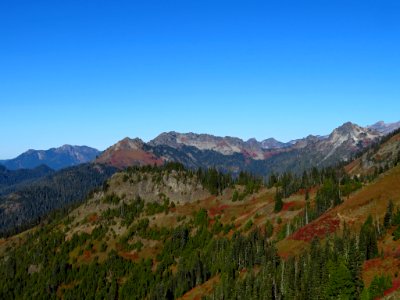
[[104, 169, 209, 204]]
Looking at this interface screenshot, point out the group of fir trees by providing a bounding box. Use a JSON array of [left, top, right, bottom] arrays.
[[270, 164, 367, 222]]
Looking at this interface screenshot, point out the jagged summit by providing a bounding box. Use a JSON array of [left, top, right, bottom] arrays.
[[329, 122, 380, 145]]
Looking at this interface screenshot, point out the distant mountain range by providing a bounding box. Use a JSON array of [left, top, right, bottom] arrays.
[[0, 145, 100, 170], [1, 121, 399, 176], [96, 121, 400, 176]]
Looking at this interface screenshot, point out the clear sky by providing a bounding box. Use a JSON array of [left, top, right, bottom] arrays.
[[1, 1, 399, 159]]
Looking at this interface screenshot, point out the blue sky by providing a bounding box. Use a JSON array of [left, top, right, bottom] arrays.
[[1, 1, 399, 158]]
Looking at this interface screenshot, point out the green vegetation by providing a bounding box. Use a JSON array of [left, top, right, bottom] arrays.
[[384, 200, 394, 228], [269, 166, 364, 219], [102, 192, 121, 205], [274, 188, 283, 212], [1, 159, 399, 299], [101, 196, 145, 226], [265, 219, 273, 238], [393, 226, 400, 240], [359, 215, 379, 260], [1, 196, 388, 300], [387, 204, 400, 240], [0, 164, 116, 237], [243, 219, 253, 231], [315, 179, 342, 216], [145, 195, 174, 216], [366, 275, 392, 300]]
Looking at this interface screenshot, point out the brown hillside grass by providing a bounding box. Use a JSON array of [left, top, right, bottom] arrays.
[[336, 165, 400, 229], [178, 275, 220, 300]]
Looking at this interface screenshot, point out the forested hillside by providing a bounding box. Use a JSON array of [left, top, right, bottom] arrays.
[[0, 164, 116, 236], [0, 165, 54, 194], [1, 155, 399, 299]]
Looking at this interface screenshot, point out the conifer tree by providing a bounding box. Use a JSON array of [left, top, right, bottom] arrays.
[[326, 260, 355, 299], [384, 200, 394, 228], [274, 189, 283, 213]]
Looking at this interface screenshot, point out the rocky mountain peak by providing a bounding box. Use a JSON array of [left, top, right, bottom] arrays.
[[329, 123, 374, 143], [113, 137, 145, 151], [368, 120, 400, 135], [318, 122, 381, 162], [149, 132, 180, 148], [334, 122, 360, 134], [260, 138, 286, 149], [246, 138, 260, 148]]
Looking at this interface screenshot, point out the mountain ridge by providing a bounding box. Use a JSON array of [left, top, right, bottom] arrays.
[[1, 145, 101, 170], [97, 121, 389, 176]]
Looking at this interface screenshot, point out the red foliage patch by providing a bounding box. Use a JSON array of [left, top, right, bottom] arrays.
[[239, 268, 248, 275], [290, 214, 340, 242], [363, 258, 383, 272], [262, 150, 283, 160], [279, 252, 290, 260], [98, 149, 164, 169], [296, 187, 318, 195], [88, 213, 98, 223], [383, 279, 400, 297], [120, 251, 139, 261], [83, 250, 92, 260], [208, 205, 229, 217], [241, 149, 258, 159], [282, 201, 296, 211]]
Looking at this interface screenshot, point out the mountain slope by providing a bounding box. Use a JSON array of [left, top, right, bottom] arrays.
[[2, 157, 400, 298], [96, 138, 163, 169], [0, 165, 54, 195], [1, 145, 101, 170], [346, 128, 400, 176], [0, 163, 116, 236]]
